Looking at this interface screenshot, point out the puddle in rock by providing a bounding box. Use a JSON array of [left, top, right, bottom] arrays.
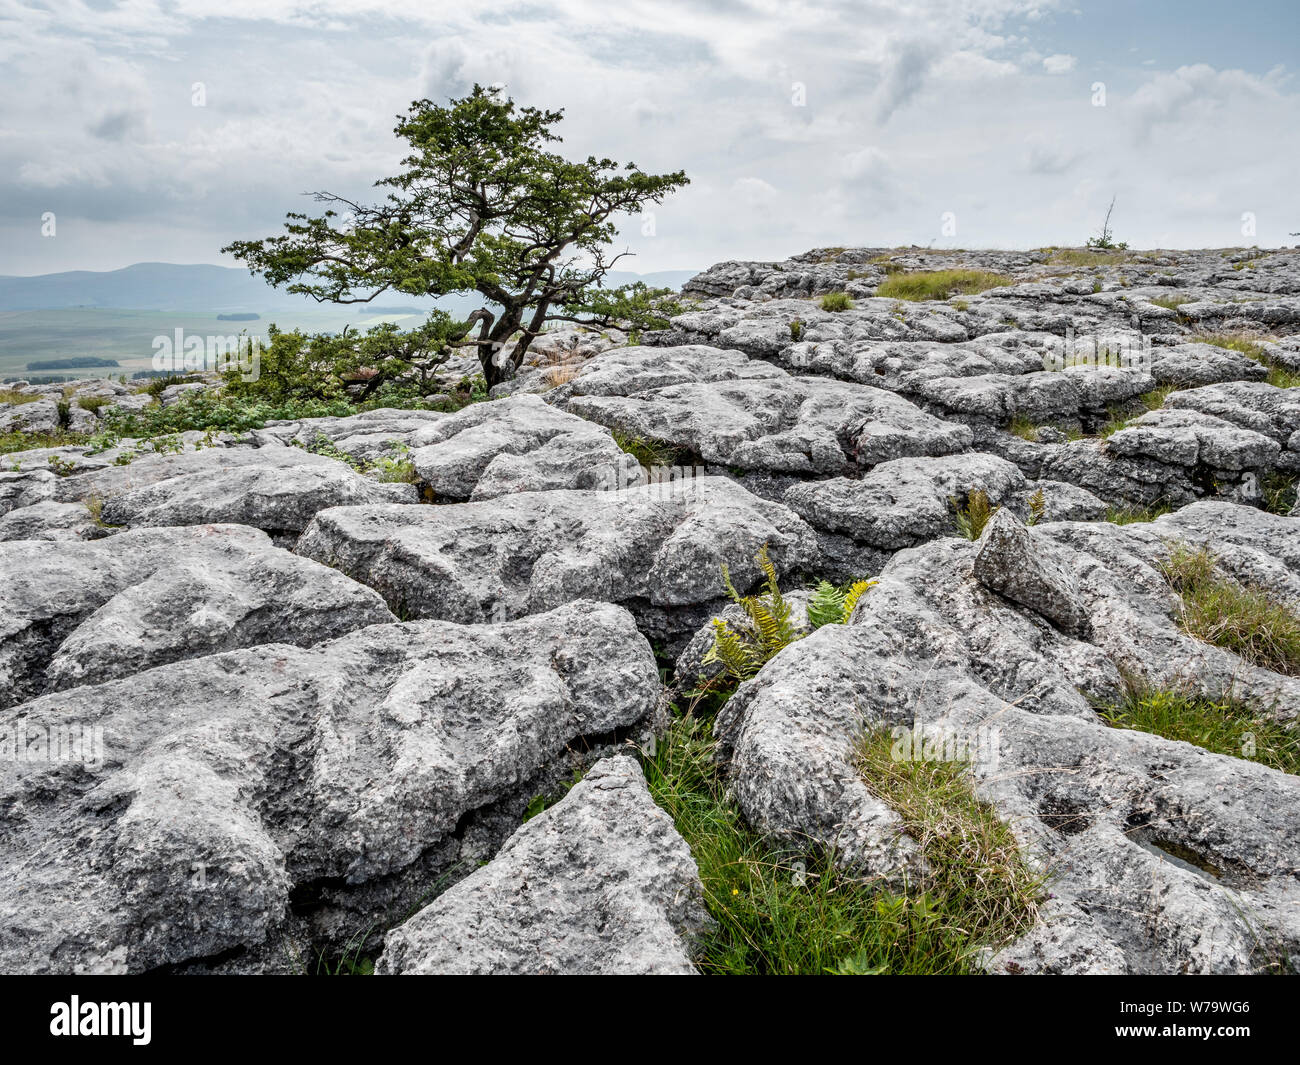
[[1132, 833, 1224, 882]]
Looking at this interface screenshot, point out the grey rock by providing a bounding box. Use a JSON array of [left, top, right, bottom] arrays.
[[0, 500, 108, 541], [405, 394, 639, 500], [296, 477, 820, 647], [783, 452, 1026, 547], [0, 600, 660, 974], [378, 756, 709, 975], [974, 509, 1092, 638], [0, 523, 394, 707]]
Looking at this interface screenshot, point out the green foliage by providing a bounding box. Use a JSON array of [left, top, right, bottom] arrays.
[[223, 85, 689, 388], [1149, 295, 1192, 311], [1007, 414, 1041, 442], [1162, 544, 1300, 675], [789, 318, 804, 341], [641, 707, 1041, 974], [876, 269, 1013, 302], [951, 489, 998, 540], [1198, 334, 1300, 389], [223, 319, 468, 405], [702, 545, 800, 682], [374, 442, 418, 484], [0, 429, 88, 456], [853, 730, 1043, 958], [1097, 686, 1298, 776], [819, 291, 853, 312], [806, 578, 877, 629], [1026, 487, 1047, 526], [1262, 471, 1298, 515], [611, 429, 682, 470]]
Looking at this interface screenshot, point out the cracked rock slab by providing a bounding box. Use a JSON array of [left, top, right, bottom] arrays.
[[0, 600, 660, 974], [377, 756, 709, 975], [0, 522, 395, 708], [404, 394, 639, 500], [712, 501, 1300, 973], [296, 477, 820, 646]]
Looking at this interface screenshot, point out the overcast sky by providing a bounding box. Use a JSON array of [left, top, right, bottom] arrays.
[[2, 0, 1297, 277]]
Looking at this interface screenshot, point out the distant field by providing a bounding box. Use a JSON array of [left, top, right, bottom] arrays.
[[0, 307, 428, 379]]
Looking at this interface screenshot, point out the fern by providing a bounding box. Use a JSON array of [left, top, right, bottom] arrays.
[[807, 581, 846, 629], [951, 489, 999, 540], [1026, 488, 1047, 527], [807, 578, 877, 628], [840, 579, 875, 620], [705, 547, 876, 682], [704, 545, 798, 682]]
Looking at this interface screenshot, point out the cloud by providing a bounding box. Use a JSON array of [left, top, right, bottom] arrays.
[[730, 177, 779, 207], [0, 1, 1296, 274]]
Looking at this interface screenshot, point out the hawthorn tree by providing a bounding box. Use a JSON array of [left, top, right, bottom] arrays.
[[223, 86, 689, 391]]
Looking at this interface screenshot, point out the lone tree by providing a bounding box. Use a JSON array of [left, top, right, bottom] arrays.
[[223, 86, 689, 392]]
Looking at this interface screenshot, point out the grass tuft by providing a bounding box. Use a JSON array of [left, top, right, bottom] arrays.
[[1161, 544, 1300, 675], [819, 291, 854, 312], [876, 269, 1013, 302], [1097, 685, 1298, 775], [641, 707, 1041, 974]]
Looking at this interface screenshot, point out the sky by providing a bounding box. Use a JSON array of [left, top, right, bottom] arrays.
[[1, 0, 1297, 277]]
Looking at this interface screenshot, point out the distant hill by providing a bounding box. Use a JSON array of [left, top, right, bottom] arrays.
[[0, 262, 701, 314]]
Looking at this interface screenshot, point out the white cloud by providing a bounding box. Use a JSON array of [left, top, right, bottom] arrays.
[[1042, 54, 1076, 74], [0, 1, 1296, 274]]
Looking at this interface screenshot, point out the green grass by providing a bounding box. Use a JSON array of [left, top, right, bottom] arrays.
[[1262, 471, 1298, 515], [611, 429, 683, 470], [875, 269, 1014, 302], [1197, 334, 1300, 388], [641, 707, 1040, 974], [1007, 415, 1040, 442], [1098, 687, 1298, 775], [819, 292, 854, 312], [1162, 545, 1300, 675], [1139, 385, 1175, 411], [1048, 249, 1134, 267], [0, 389, 43, 406], [1149, 295, 1193, 311], [0, 429, 89, 456]]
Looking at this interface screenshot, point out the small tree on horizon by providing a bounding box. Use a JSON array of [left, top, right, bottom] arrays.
[[223, 86, 689, 392]]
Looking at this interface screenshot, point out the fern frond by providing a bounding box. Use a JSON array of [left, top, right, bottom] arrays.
[[702, 617, 761, 681], [840, 579, 877, 622], [807, 580, 845, 630]]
